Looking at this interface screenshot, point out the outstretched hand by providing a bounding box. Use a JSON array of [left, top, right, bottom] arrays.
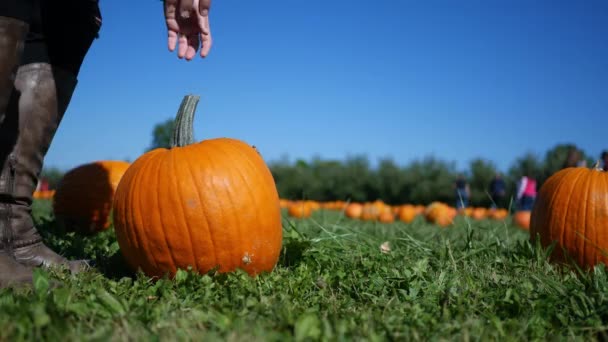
[[164, 0, 212, 60]]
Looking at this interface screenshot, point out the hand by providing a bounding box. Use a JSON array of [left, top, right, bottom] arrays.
[[164, 0, 212, 60]]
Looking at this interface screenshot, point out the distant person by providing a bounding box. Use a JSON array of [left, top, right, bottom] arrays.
[[516, 174, 537, 211], [602, 151, 608, 171], [454, 174, 470, 209], [563, 147, 586, 169], [489, 172, 506, 209]]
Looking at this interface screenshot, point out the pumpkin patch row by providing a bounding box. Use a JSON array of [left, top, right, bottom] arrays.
[[282, 198, 527, 228]]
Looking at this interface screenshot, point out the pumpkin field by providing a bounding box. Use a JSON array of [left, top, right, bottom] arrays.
[[0, 192, 605, 340], [0, 94, 605, 341]]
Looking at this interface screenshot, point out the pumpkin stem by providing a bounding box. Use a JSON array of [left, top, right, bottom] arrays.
[[171, 95, 201, 148]]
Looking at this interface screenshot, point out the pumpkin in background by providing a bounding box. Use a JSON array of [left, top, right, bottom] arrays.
[[398, 204, 417, 223], [360, 203, 379, 221], [378, 210, 395, 223], [513, 211, 531, 230], [112, 95, 282, 278], [53, 160, 130, 234], [288, 201, 312, 218], [488, 208, 509, 220], [391, 205, 401, 215], [424, 202, 453, 227], [471, 207, 487, 220], [344, 203, 363, 219], [530, 165, 608, 269]]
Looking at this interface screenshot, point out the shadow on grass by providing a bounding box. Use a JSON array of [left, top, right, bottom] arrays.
[[34, 215, 136, 281]]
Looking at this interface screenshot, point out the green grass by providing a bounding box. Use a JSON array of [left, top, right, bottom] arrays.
[[1, 200, 608, 341]]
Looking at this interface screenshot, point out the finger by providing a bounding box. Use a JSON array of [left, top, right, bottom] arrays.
[[198, 0, 211, 35], [200, 28, 212, 58], [197, 5, 212, 57], [164, 0, 180, 51], [186, 34, 199, 61], [168, 30, 178, 51], [178, 33, 188, 58], [199, 0, 211, 14]]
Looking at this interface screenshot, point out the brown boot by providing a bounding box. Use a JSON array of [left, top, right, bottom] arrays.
[[0, 16, 38, 287], [1, 63, 89, 274], [0, 16, 29, 122]]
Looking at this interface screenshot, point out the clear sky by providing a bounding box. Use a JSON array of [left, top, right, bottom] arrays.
[[45, 0, 608, 172]]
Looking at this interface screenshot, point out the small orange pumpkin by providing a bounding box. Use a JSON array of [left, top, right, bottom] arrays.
[[344, 203, 363, 219], [53, 160, 131, 234], [488, 208, 509, 220], [378, 211, 395, 223], [424, 202, 453, 227], [288, 201, 312, 218], [112, 95, 282, 278], [513, 211, 531, 230], [398, 205, 417, 223]]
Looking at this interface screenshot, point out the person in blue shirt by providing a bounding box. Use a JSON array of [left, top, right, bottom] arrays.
[[489, 172, 507, 209], [0, 0, 213, 287], [454, 174, 470, 210]]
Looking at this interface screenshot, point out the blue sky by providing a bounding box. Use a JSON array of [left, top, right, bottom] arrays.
[[45, 0, 608, 172]]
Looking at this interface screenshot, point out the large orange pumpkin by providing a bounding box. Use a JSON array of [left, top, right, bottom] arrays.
[[530, 165, 608, 269], [112, 95, 283, 278], [53, 160, 131, 234]]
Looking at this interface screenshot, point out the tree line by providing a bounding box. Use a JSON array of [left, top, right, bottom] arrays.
[[41, 118, 601, 209], [269, 144, 599, 207]]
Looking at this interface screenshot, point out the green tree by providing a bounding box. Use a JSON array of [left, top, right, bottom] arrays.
[[147, 118, 175, 152], [468, 158, 498, 207], [402, 157, 457, 205]]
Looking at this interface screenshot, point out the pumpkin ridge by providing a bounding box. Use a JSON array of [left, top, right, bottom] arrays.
[[214, 141, 250, 271], [534, 169, 573, 245], [121, 151, 158, 271], [588, 170, 606, 266], [184, 143, 219, 271], [172, 147, 199, 273], [558, 169, 586, 263], [599, 172, 608, 263], [121, 162, 141, 271], [578, 169, 593, 267], [137, 152, 166, 275], [222, 139, 282, 271], [203, 141, 241, 272], [537, 169, 572, 247], [113, 160, 137, 271], [153, 151, 180, 276], [125, 153, 152, 273], [218, 140, 267, 271]]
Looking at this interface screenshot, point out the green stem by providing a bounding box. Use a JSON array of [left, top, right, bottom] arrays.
[[171, 95, 200, 148]]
